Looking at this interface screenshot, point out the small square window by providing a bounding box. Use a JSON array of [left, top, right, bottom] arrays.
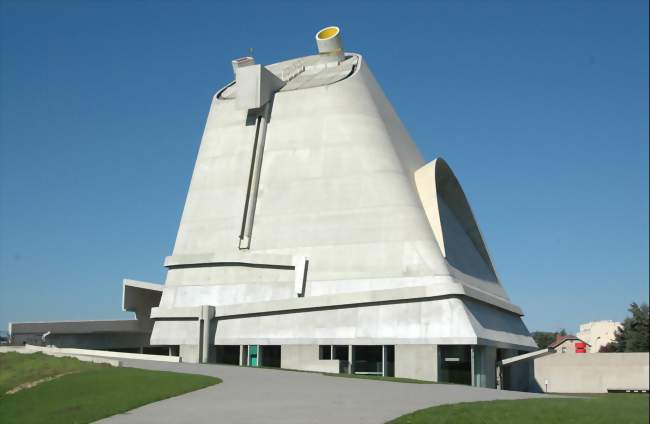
[[333, 345, 349, 361], [319, 345, 332, 360]]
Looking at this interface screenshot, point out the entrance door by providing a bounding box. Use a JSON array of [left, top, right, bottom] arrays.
[[249, 345, 259, 367], [438, 345, 472, 385]]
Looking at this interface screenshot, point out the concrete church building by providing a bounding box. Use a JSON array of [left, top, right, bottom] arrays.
[[10, 26, 537, 388]]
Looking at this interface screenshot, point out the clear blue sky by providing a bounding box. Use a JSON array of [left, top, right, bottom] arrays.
[[1, 1, 647, 334]]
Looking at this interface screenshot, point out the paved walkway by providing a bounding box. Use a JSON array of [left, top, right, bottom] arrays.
[[96, 359, 547, 424]]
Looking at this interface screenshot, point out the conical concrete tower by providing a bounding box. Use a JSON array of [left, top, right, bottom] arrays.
[[149, 26, 536, 386]]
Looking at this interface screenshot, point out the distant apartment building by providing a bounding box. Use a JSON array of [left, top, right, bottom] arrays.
[[577, 320, 621, 353]]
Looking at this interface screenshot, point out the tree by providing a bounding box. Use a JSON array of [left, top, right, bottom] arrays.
[[532, 332, 554, 349], [532, 329, 567, 349], [598, 342, 617, 353], [610, 302, 649, 353]]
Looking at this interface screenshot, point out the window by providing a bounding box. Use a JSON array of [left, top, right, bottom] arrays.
[[319, 345, 332, 360], [333, 345, 349, 361], [561, 347, 567, 353]]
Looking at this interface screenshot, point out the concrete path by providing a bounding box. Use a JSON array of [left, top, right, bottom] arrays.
[[96, 359, 547, 424]]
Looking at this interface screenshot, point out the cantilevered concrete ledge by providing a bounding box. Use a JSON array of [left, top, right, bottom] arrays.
[[151, 281, 524, 321], [122, 279, 163, 313]]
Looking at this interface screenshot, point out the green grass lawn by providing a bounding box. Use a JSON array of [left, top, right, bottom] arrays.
[[0, 352, 220, 424], [0, 352, 105, 393], [387, 393, 649, 424]]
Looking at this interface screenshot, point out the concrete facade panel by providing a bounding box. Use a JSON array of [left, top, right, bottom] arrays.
[[213, 298, 478, 346], [151, 320, 199, 345], [280, 344, 341, 373], [394, 344, 438, 381]]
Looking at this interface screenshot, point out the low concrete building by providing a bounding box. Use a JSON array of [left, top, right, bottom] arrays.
[[577, 320, 621, 353], [9, 26, 538, 388], [9, 280, 169, 354]]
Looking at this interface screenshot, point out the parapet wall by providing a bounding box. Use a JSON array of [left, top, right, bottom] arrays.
[[532, 352, 649, 393]]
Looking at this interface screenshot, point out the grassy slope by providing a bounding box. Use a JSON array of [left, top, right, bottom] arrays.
[[0, 353, 220, 424], [0, 352, 104, 393], [387, 394, 649, 424]]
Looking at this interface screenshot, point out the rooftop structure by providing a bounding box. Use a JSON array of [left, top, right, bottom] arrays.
[[549, 335, 589, 354]]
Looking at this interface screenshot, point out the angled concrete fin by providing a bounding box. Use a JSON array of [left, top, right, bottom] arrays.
[[415, 158, 498, 282]]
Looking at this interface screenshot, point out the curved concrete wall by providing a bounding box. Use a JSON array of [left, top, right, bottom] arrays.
[[165, 58, 447, 293]]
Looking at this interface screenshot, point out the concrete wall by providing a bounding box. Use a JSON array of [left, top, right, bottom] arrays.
[[209, 297, 533, 349], [0, 346, 121, 366], [394, 344, 437, 381], [481, 346, 497, 388], [23, 345, 179, 363], [214, 298, 476, 346], [509, 359, 531, 392], [280, 344, 340, 373], [160, 53, 519, 308], [166, 59, 445, 286], [500, 348, 531, 391], [281, 344, 317, 369], [532, 352, 650, 393], [180, 344, 200, 363]]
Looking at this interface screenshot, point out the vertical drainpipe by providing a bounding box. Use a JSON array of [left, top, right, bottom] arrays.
[[239, 102, 271, 249]]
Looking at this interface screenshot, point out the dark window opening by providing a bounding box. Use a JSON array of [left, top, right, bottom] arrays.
[[260, 345, 281, 368], [215, 345, 240, 365], [353, 345, 383, 374], [319, 345, 332, 360], [439, 345, 471, 385], [384, 345, 395, 377], [333, 345, 348, 361]]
